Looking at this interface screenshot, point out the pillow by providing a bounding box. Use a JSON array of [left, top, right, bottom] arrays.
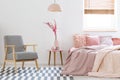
[[73, 35, 81, 48], [73, 34, 87, 48], [100, 36, 113, 46], [112, 38, 120, 45], [86, 35, 100, 46]]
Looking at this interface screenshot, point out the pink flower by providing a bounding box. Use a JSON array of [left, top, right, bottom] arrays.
[[45, 20, 59, 50], [45, 20, 57, 38]]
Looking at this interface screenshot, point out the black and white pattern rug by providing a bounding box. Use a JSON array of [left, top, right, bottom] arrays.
[[0, 67, 74, 80]]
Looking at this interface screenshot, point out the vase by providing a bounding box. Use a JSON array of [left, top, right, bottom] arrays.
[[54, 39, 59, 50], [51, 37, 59, 50]]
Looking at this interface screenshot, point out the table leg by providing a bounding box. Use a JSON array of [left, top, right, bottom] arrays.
[[48, 51, 51, 65], [54, 52, 56, 66], [60, 51, 63, 65]]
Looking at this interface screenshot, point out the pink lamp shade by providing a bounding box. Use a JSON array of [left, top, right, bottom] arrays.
[[48, 3, 62, 12]]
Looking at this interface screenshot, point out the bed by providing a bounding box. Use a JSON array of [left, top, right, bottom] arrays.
[[62, 34, 120, 77]]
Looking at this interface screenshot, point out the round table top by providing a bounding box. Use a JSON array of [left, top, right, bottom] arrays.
[[49, 49, 63, 52]]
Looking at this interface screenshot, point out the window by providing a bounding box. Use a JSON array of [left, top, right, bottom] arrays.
[[83, 0, 117, 31]]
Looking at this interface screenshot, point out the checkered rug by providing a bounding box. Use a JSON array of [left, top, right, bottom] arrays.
[[0, 67, 74, 80]]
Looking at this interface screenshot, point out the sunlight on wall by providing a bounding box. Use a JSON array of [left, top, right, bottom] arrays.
[[83, 14, 116, 31]]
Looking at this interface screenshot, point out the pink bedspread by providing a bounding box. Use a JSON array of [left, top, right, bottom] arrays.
[[62, 45, 106, 76]]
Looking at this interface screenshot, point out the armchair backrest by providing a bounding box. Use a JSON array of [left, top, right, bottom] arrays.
[[4, 35, 24, 53]]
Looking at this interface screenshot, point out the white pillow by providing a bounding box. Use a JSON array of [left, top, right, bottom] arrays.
[[100, 36, 113, 46]]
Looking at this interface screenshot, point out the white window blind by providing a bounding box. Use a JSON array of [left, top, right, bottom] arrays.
[[85, 0, 114, 9], [83, 0, 117, 31]]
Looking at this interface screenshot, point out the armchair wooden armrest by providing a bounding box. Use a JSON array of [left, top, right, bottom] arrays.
[[24, 44, 37, 52], [5, 45, 15, 48], [5, 45, 16, 56], [24, 44, 37, 46]]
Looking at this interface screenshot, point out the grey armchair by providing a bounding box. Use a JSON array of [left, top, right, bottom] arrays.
[[2, 35, 39, 72]]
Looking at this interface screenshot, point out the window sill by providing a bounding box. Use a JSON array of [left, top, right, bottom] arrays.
[[83, 27, 118, 32]]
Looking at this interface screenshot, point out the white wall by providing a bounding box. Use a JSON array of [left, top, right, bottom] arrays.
[[0, 0, 120, 65]]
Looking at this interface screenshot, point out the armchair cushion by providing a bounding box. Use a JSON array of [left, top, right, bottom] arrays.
[[7, 52, 38, 60], [4, 35, 24, 53]]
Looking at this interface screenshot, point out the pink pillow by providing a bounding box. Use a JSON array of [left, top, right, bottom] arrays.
[[73, 35, 81, 48], [112, 38, 120, 45], [86, 35, 100, 46], [73, 34, 87, 48]]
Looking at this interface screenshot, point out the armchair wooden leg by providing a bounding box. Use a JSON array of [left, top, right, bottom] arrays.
[[35, 59, 39, 70], [3, 48, 7, 70], [22, 61, 24, 69], [14, 60, 17, 73], [2, 60, 6, 70]]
